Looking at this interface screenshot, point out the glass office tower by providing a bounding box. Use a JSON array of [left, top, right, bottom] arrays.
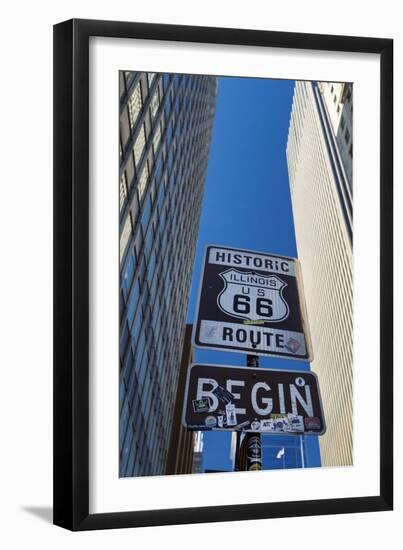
[[119, 72, 217, 477]]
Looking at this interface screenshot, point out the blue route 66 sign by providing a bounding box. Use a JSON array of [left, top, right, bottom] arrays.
[[193, 245, 313, 360]]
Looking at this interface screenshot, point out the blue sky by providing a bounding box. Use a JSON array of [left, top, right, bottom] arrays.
[[186, 75, 321, 472]]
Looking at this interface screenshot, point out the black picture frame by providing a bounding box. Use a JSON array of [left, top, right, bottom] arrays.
[[53, 18, 393, 531]]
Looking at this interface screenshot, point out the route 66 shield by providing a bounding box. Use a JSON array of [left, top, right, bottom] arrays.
[[217, 268, 289, 323]]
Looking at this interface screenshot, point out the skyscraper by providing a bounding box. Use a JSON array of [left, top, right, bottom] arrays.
[[286, 81, 353, 467], [119, 72, 217, 477], [165, 324, 195, 475], [319, 82, 353, 189]]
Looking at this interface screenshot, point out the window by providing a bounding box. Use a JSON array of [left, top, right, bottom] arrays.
[[119, 398, 131, 448], [125, 441, 137, 477], [148, 252, 157, 282], [155, 156, 163, 184], [137, 162, 149, 203], [119, 378, 126, 408], [121, 346, 134, 387], [159, 207, 167, 233], [140, 197, 152, 234], [124, 153, 135, 191], [120, 212, 133, 261], [120, 421, 134, 474], [127, 281, 140, 326], [153, 122, 162, 155], [120, 321, 130, 361], [165, 93, 172, 117], [344, 128, 351, 144], [130, 313, 142, 346], [128, 82, 142, 129], [157, 183, 165, 214], [125, 71, 136, 88], [144, 226, 153, 258], [147, 72, 156, 89], [130, 191, 140, 227], [133, 124, 146, 166], [137, 253, 147, 287], [150, 89, 160, 120], [119, 289, 125, 320], [122, 252, 136, 298], [167, 122, 173, 145], [149, 274, 159, 306], [120, 172, 128, 211], [135, 331, 146, 365], [167, 149, 174, 174], [162, 73, 170, 92]]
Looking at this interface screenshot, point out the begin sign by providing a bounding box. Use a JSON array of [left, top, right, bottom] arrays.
[[182, 364, 326, 435], [193, 245, 312, 360]]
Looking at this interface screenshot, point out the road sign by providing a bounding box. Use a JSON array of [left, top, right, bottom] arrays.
[[182, 363, 326, 435], [193, 245, 312, 360]]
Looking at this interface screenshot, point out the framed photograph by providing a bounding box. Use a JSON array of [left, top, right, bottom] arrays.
[[53, 18, 393, 530]]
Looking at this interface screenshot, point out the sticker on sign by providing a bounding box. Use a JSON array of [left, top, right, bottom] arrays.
[[193, 245, 312, 360]]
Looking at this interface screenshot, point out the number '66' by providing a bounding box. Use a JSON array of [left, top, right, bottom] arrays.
[[233, 294, 273, 317]]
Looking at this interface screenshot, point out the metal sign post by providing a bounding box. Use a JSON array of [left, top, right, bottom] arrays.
[[243, 354, 262, 471], [235, 354, 261, 471]]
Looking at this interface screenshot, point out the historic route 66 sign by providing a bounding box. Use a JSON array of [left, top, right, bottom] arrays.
[[193, 245, 312, 360]]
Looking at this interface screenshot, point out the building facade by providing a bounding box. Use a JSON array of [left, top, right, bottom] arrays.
[[165, 325, 195, 475], [119, 72, 217, 477], [286, 81, 353, 467], [319, 82, 353, 188]]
